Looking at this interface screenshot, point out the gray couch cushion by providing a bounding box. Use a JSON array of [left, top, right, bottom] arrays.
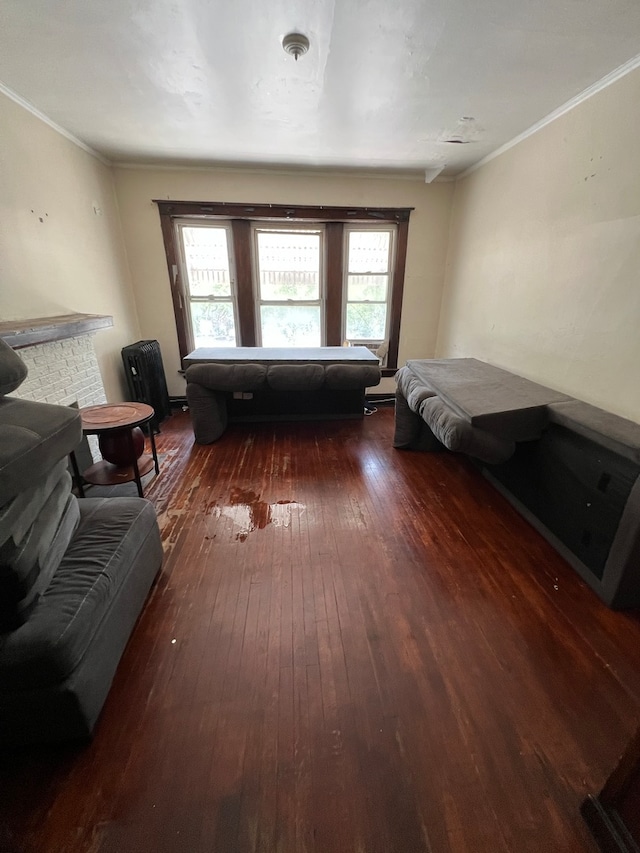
[[396, 365, 438, 412], [0, 461, 80, 630], [1, 459, 70, 544], [0, 339, 28, 395], [0, 497, 159, 689], [325, 363, 381, 390], [393, 388, 421, 448], [0, 397, 82, 506], [267, 363, 325, 391], [547, 400, 640, 465], [186, 384, 228, 444], [419, 396, 515, 464], [393, 390, 443, 451], [186, 362, 267, 391]]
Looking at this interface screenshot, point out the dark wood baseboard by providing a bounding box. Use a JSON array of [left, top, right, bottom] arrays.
[[582, 726, 640, 852], [581, 796, 640, 852]]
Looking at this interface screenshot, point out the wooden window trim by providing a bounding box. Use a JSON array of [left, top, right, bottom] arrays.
[[325, 222, 344, 346], [155, 200, 412, 367], [155, 200, 411, 223], [231, 220, 256, 346]]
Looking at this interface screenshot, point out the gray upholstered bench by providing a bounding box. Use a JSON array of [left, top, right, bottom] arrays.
[[394, 357, 571, 463], [394, 358, 640, 609], [184, 347, 381, 444]]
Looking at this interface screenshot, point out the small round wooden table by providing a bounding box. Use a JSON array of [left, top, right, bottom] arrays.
[[71, 402, 160, 498]]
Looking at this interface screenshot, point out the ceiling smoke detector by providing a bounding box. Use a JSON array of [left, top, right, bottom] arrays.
[[282, 32, 310, 60]]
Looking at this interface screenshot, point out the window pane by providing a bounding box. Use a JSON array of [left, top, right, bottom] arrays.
[[182, 227, 231, 297], [260, 306, 321, 347], [348, 231, 390, 273], [347, 274, 388, 301], [346, 303, 387, 340], [190, 301, 236, 347], [257, 231, 320, 300]]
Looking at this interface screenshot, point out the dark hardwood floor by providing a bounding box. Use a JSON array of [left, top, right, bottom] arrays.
[[2, 408, 640, 853]]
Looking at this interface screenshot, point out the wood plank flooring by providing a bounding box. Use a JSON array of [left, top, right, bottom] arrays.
[[2, 408, 640, 852]]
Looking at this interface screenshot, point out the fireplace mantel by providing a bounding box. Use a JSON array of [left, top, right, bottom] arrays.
[[0, 313, 113, 349]]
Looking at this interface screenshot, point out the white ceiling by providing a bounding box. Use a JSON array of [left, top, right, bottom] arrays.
[[2, 0, 640, 178]]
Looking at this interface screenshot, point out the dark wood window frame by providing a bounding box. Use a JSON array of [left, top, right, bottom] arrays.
[[155, 200, 413, 376]]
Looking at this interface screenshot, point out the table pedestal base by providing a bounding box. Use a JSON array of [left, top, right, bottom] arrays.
[[82, 454, 155, 488]]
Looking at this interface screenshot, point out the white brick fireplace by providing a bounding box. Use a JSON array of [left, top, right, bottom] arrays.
[[0, 313, 114, 461], [12, 335, 107, 409]]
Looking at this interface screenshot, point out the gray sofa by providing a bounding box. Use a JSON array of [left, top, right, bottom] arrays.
[[0, 339, 163, 746], [186, 360, 381, 444], [395, 358, 640, 609]]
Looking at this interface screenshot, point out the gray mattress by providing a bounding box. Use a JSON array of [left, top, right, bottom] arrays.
[[405, 358, 570, 441]]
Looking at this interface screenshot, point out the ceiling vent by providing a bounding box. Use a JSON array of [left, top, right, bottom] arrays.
[[441, 117, 482, 145]]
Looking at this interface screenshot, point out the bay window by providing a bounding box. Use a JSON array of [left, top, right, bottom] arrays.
[[156, 201, 412, 375]]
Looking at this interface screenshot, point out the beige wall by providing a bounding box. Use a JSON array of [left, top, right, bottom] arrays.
[[437, 66, 640, 423], [112, 167, 454, 396], [0, 92, 140, 400]]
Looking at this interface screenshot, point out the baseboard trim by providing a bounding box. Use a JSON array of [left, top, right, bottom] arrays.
[[581, 796, 640, 852]]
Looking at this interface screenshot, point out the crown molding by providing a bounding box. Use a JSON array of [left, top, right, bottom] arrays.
[[113, 159, 433, 183], [0, 80, 111, 166], [458, 51, 640, 180]]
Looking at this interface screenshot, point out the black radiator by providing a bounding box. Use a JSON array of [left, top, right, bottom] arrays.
[[121, 340, 171, 428]]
